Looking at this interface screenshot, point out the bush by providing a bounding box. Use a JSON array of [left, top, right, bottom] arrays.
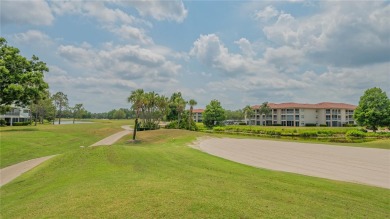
[[271, 124, 282, 126], [346, 130, 366, 138], [13, 121, 31, 126], [319, 124, 327, 127], [0, 119, 6, 126], [300, 131, 318, 137], [165, 121, 179, 129], [213, 126, 225, 132], [305, 123, 317, 127], [238, 122, 247, 125]]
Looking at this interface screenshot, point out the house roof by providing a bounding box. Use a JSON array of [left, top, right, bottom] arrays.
[[252, 102, 356, 110], [192, 109, 204, 113]]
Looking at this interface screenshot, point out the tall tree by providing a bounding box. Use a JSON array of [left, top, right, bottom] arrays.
[[128, 89, 144, 140], [167, 92, 185, 121], [71, 103, 84, 124], [259, 102, 272, 126], [203, 99, 226, 128], [0, 37, 49, 113], [30, 91, 55, 125], [52, 92, 68, 125], [176, 97, 187, 125], [188, 99, 197, 125], [354, 87, 390, 131], [243, 105, 254, 125]]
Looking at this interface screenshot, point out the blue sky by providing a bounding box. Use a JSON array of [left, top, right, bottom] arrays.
[[1, 0, 389, 112]]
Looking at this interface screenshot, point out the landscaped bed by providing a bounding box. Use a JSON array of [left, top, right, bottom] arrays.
[[198, 125, 390, 143]]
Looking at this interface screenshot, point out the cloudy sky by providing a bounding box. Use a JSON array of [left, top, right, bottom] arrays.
[[1, 0, 389, 112]]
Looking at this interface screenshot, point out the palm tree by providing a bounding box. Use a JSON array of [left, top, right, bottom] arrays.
[[243, 105, 254, 125], [188, 99, 197, 128], [176, 97, 187, 125], [259, 102, 272, 126], [128, 89, 145, 140]]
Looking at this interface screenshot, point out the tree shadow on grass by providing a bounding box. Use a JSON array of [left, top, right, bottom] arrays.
[[0, 128, 39, 132]]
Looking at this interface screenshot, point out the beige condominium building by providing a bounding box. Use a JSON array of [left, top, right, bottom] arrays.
[[192, 109, 204, 123], [250, 102, 356, 127]]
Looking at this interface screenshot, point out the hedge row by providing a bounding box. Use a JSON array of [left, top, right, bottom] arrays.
[[205, 125, 390, 139]]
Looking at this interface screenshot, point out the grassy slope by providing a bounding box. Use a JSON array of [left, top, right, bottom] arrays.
[[1, 129, 389, 218], [0, 120, 132, 168]]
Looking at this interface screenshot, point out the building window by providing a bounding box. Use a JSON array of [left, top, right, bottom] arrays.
[[326, 109, 330, 114], [281, 115, 286, 120], [281, 109, 286, 114], [287, 115, 294, 121], [287, 109, 294, 114], [295, 109, 299, 113], [295, 115, 299, 120], [326, 115, 331, 120]]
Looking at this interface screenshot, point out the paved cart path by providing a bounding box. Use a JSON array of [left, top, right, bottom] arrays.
[[90, 125, 132, 146], [0, 125, 132, 186], [195, 138, 390, 189]]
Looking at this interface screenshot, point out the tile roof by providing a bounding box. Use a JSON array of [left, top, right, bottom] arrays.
[[252, 102, 356, 110], [192, 109, 204, 113]]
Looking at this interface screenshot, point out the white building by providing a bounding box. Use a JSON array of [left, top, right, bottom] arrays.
[[0, 106, 31, 126], [192, 109, 204, 123], [250, 102, 356, 127]]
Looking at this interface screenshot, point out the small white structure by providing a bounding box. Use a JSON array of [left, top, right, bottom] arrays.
[[0, 106, 31, 126]]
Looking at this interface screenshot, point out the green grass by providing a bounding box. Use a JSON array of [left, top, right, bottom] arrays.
[[1, 129, 389, 218], [0, 119, 132, 168]]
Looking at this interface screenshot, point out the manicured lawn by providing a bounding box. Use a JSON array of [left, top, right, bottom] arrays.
[[0, 120, 132, 168], [1, 129, 389, 218]]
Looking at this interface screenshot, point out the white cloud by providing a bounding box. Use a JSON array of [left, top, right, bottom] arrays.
[[190, 34, 262, 75], [255, 5, 279, 21], [12, 30, 53, 47], [107, 25, 153, 45], [57, 43, 181, 81], [127, 0, 188, 22], [234, 38, 256, 57], [1, 0, 54, 26], [264, 46, 304, 72], [50, 1, 135, 24], [262, 1, 390, 67]]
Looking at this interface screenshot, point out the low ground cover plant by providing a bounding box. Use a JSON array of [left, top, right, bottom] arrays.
[[200, 125, 390, 143]]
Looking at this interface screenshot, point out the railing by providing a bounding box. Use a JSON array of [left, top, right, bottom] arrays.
[[4, 112, 20, 116]]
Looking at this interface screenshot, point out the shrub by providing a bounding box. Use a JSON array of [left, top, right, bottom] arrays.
[[300, 131, 318, 137], [319, 124, 327, 127], [346, 130, 366, 138], [213, 126, 225, 132], [12, 121, 31, 126], [305, 123, 317, 127], [165, 121, 179, 129], [238, 122, 247, 125], [358, 128, 368, 133], [0, 119, 6, 126]]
